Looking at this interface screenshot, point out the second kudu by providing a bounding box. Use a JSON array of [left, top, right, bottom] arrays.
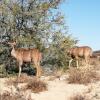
[[68, 46, 93, 68], [8, 42, 42, 77]]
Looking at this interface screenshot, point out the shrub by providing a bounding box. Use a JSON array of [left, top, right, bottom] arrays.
[[26, 78, 47, 93], [69, 94, 89, 100], [6, 73, 34, 86], [68, 67, 98, 84], [0, 91, 32, 100], [6, 74, 47, 93]]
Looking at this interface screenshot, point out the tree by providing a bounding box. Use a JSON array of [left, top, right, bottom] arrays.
[[0, 0, 77, 76], [0, 0, 65, 48]]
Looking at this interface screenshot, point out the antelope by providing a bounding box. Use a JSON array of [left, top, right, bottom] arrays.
[[8, 41, 42, 77], [68, 46, 93, 68]]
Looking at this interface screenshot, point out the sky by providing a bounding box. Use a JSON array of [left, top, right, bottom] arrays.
[[60, 0, 100, 51]]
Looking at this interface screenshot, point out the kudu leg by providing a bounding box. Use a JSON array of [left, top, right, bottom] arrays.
[[69, 59, 73, 68], [36, 64, 39, 77], [33, 61, 41, 78], [76, 60, 79, 68], [18, 62, 22, 77], [37, 62, 42, 77], [85, 57, 89, 67]]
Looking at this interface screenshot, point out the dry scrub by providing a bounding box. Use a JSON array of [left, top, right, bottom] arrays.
[[6, 74, 34, 86], [6, 74, 47, 93], [0, 91, 32, 100], [69, 94, 89, 100], [68, 67, 99, 84], [25, 78, 47, 93]]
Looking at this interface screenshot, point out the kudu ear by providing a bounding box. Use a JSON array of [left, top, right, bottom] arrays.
[[13, 41, 16, 45], [8, 41, 16, 46], [67, 48, 72, 55]]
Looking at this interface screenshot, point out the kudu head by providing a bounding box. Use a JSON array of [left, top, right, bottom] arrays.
[[67, 46, 79, 54], [8, 41, 16, 48]]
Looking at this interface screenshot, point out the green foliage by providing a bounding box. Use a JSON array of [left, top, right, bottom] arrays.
[[0, 0, 77, 76], [43, 34, 76, 69]]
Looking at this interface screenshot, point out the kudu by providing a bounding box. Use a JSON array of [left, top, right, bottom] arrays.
[[8, 42, 42, 77], [68, 46, 93, 68]]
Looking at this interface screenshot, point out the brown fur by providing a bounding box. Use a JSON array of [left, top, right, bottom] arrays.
[[68, 46, 93, 67], [8, 42, 42, 77]]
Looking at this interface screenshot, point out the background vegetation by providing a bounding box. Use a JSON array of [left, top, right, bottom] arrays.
[[0, 0, 77, 77]]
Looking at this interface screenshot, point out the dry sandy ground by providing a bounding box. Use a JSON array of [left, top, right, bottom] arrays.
[[31, 79, 88, 100], [1, 63, 100, 100], [0, 75, 97, 100]]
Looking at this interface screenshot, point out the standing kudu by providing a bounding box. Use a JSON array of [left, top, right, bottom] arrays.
[[8, 42, 42, 77], [68, 46, 93, 68]]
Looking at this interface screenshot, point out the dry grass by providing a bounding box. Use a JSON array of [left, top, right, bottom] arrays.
[[6, 74, 47, 93], [0, 91, 32, 100], [68, 67, 99, 84], [69, 94, 89, 100], [16, 74, 34, 83], [25, 78, 47, 93], [90, 58, 100, 70], [6, 73, 34, 85]]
